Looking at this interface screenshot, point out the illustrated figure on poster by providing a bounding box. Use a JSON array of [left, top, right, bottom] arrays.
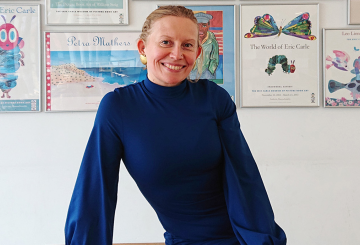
[[265, 55, 295, 75], [190, 12, 219, 79], [0, 15, 25, 99], [325, 50, 350, 71], [351, 56, 360, 79], [328, 78, 360, 101], [328, 57, 360, 101], [244, 13, 316, 40]]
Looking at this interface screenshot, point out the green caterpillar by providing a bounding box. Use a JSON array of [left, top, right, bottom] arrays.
[[265, 55, 295, 75]]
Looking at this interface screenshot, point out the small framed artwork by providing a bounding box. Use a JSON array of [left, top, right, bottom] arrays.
[[323, 29, 360, 107], [45, 31, 146, 112], [240, 4, 319, 107], [0, 4, 41, 112], [45, 0, 128, 25], [348, 0, 360, 25], [183, 5, 236, 102]]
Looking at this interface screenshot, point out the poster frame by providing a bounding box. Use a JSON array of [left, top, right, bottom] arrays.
[[348, 0, 360, 25], [0, 4, 41, 113], [44, 31, 145, 112], [323, 28, 360, 108], [240, 3, 320, 108]]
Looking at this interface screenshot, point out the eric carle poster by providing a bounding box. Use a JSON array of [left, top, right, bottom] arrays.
[[241, 4, 319, 107], [0, 4, 40, 112], [45, 32, 146, 111], [185, 5, 235, 102], [324, 29, 360, 107]]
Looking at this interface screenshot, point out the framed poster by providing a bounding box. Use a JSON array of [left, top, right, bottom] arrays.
[[45, 0, 128, 25], [348, 0, 360, 24], [0, 4, 40, 112], [240, 4, 319, 107], [323, 29, 360, 107], [183, 5, 236, 102], [45, 32, 146, 112], [133, 0, 222, 1]]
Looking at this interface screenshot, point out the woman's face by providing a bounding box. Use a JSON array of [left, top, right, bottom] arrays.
[[138, 16, 201, 87]]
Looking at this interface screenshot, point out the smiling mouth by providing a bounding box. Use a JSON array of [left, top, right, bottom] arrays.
[[163, 63, 185, 71]]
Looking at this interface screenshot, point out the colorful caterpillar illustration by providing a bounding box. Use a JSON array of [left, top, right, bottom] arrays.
[[265, 55, 295, 75], [0, 15, 25, 99]]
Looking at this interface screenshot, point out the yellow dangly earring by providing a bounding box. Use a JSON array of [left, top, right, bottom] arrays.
[[140, 54, 147, 65]]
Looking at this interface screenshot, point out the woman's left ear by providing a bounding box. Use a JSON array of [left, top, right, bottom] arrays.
[[196, 46, 202, 59]]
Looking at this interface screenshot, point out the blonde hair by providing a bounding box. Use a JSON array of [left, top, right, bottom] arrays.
[[139, 5, 203, 81]]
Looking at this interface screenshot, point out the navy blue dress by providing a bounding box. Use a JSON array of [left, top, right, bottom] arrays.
[[65, 77, 286, 245]]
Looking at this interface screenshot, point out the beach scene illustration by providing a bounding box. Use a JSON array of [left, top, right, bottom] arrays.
[[48, 50, 146, 111]]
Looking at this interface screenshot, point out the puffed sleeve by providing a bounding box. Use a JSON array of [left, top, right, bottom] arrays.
[[65, 92, 123, 245], [217, 91, 286, 245]]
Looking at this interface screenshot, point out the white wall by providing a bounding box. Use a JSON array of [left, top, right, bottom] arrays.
[[0, 0, 359, 244]]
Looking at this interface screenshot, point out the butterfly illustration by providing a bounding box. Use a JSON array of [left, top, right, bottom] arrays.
[[244, 13, 316, 40]]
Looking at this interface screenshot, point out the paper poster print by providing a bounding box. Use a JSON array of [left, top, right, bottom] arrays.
[[184, 5, 235, 102], [45, 32, 146, 111], [190, 11, 223, 83], [324, 29, 360, 107], [241, 4, 319, 107], [46, 0, 128, 25], [0, 5, 40, 112]]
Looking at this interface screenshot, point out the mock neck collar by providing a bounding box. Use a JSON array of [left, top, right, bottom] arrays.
[[143, 76, 187, 98]]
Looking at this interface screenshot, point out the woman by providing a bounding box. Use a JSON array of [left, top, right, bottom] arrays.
[[65, 6, 286, 245]]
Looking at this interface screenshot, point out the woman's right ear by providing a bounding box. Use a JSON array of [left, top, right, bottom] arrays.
[[137, 39, 146, 55]]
